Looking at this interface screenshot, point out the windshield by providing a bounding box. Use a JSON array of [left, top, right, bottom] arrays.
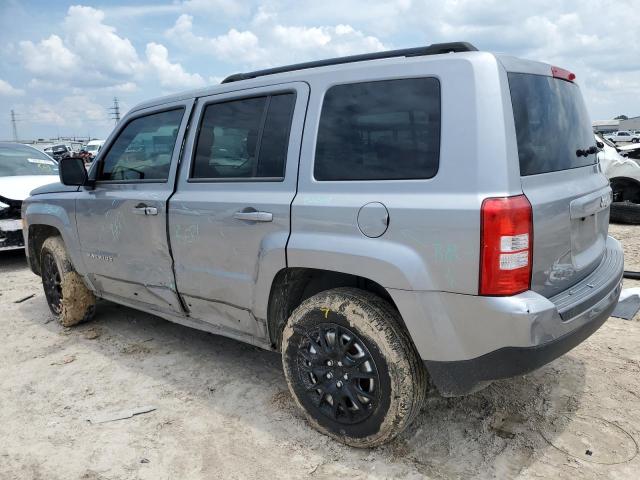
[[0, 145, 59, 177], [86, 144, 100, 152], [508, 73, 596, 176]]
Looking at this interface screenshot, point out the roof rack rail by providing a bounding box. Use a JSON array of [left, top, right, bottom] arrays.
[[221, 41, 478, 83]]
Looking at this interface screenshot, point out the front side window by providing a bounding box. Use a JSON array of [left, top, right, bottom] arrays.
[[191, 93, 295, 180], [314, 78, 441, 181], [98, 109, 184, 182]]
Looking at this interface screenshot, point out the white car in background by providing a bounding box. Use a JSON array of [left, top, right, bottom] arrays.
[[596, 134, 640, 224], [0, 142, 60, 251], [605, 130, 640, 143], [83, 139, 104, 160]]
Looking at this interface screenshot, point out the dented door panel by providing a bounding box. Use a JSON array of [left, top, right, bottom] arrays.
[[169, 82, 309, 335], [75, 99, 194, 314]]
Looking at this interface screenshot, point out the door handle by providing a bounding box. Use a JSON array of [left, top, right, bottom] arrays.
[[233, 210, 273, 222], [132, 204, 158, 216]]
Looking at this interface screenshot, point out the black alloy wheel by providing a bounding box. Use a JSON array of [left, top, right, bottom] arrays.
[[293, 322, 380, 425], [42, 251, 63, 314]]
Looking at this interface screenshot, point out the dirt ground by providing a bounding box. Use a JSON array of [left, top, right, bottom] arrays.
[[1, 224, 639, 480]]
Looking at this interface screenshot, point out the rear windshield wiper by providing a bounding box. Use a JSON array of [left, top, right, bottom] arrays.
[[576, 146, 598, 157]]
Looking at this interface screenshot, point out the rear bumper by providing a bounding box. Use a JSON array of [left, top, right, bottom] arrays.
[[389, 236, 624, 396], [424, 282, 619, 395]]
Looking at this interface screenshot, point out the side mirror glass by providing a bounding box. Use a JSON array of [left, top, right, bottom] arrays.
[[59, 156, 88, 186]]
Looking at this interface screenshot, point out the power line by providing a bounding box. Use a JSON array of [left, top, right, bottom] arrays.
[[109, 97, 121, 125]]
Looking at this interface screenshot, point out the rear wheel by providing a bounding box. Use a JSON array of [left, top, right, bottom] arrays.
[[41, 236, 96, 326], [281, 288, 427, 447]]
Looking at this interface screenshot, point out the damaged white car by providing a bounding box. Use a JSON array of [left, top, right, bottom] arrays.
[[596, 134, 640, 224], [0, 143, 59, 251]]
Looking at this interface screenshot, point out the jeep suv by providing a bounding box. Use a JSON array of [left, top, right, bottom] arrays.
[[22, 42, 624, 447]]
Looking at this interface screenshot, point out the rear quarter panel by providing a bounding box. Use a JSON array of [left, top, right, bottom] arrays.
[[289, 52, 522, 294]]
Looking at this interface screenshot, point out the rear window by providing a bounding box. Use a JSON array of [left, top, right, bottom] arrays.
[[314, 78, 440, 181], [508, 73, 596, 176]]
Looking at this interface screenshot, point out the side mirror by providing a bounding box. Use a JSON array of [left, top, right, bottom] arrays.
[[596, 141, 604, 149], [59, 156, 89, 186]]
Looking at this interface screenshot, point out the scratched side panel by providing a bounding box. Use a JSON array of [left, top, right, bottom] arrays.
[[169, 82, 309, 336], [75, 185, 183, 312]]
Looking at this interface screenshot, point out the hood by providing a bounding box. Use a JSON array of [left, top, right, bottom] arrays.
[[0, 175, 60, 201], [30, 182, 80, 196]]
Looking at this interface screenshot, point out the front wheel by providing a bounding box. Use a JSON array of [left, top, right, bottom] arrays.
[[41, 236, 96, 326], [281, 288, 427, 447]]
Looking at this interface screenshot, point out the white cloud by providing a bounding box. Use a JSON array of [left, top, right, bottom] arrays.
[[167, 14, 265, 65], [18, 5, 205, 94], [19, 7, 143, 88], [166, 14, 386, 68], [180, 0, 250, 16], [22, 96, 111, 129], [20, 34, 78, 75], [63, 5, 143, 78], [145, 42, 206, 90], [271, 24, 385, 57], [0, 79, 25, 96]]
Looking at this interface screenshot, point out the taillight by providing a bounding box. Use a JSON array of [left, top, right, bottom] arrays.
[[479, 194, 533, 296]]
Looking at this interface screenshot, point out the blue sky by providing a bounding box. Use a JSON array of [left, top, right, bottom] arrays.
[[1, 0, 639, 140]]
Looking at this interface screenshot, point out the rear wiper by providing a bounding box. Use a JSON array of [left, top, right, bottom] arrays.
[[576, 145, 598, 157]]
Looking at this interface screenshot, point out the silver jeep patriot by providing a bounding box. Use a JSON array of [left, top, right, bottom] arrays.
[[22, 42, 624, 447]]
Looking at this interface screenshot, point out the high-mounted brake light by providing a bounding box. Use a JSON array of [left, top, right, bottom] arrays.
[[551, 66, 576, 82], [479, 195, 533, 296]]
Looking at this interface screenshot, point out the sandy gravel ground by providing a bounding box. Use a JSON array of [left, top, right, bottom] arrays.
[[0, 224, 639, 480]]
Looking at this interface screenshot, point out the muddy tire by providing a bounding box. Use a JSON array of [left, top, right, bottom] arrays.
[[610, 201, 640, 225], [281, 287, 427, 447], [41, 236, 96, 327]]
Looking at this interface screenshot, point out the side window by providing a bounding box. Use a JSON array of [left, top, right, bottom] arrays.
[[191, 93, 295, 180], [98, 109, 184, 182], [314, 78, 441, 181]]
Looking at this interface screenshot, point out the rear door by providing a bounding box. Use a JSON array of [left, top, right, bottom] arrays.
[[76, 100, 192, 313], [169, 82, 308, 337], [507, 71, 611, 298]]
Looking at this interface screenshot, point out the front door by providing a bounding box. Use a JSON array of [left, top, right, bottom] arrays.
[[169, 82, 309, 337], [76, 100, 193, 314]]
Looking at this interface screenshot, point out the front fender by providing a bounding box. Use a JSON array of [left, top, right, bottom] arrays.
[[23, 195, 87, 278]]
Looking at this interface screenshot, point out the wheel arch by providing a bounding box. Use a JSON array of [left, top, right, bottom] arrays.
[[610, 176, 640, 203], [24, 200, 84, 277], [27, 224, 63, 275], [266, 267, 408, 351]]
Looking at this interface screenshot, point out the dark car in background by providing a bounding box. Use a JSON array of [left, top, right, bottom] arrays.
[[47, 144, 72, 161]]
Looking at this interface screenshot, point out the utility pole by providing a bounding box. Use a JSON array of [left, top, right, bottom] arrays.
[[10, 110, 19, 142], [109, 97, 121, 125]]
